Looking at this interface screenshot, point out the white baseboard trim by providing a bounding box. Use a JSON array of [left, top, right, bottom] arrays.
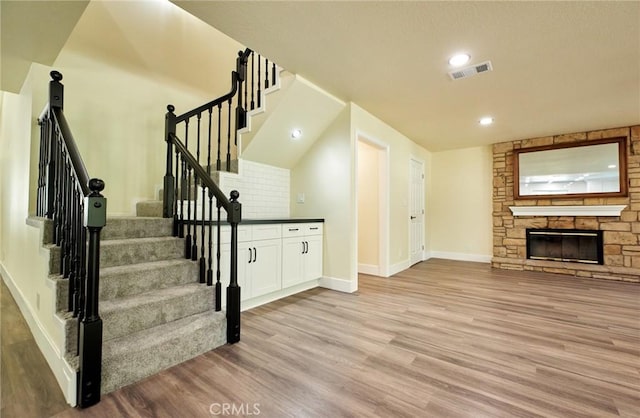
[[240, 279, 320, 312], [429, 251, 492, 263], [0, 262, 77, 406], [389, 259, 412, 276], [319, 276, 358, 293], [358, 263, 380, 276]]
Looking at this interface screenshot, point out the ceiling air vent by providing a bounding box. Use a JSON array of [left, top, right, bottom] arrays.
[[448, 60, 493, 80]]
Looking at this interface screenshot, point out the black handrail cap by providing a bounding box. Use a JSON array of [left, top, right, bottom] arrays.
[[89, 178, 105, 193], [50, 71, 63, 82], [230, 190, 240, 201], [167, 104, 175, 113]]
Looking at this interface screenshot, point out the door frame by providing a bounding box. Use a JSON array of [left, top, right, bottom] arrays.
[[356, 131, 390, 277], [409, 156, 426, 265]]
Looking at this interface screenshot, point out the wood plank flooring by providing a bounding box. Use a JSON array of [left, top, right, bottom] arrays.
[[1, 278, 69, 418], [7, 259, 640, 417]]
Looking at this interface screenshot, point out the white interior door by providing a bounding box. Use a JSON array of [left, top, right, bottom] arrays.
[[410, 158, 424, 265]]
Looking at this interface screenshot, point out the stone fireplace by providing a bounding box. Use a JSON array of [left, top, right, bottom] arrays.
[[492, 125, 640, 282]]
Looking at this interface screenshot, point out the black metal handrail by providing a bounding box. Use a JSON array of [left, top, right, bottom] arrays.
[[161, 47, 279, 346], [36, 71, 105, 408], [168, 132, 242, 343]]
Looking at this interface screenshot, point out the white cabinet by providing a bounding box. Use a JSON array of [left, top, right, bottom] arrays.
[[217, 222, 322, 309], [282, 223, 324, 288], [248, 238, 282, 297], [219, 224, 282, 306]]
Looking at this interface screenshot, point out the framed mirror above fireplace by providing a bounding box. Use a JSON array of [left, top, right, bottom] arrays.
[[514, 137, 628, 200]]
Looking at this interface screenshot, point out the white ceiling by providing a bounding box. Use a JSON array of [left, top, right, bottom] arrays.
[[173, 0, 640, 152]]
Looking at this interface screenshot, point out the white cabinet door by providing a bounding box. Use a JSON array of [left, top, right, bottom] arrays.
[[304, 234, 323, 281], [250, 238, 282, 298], [282, 237, 305, 288]]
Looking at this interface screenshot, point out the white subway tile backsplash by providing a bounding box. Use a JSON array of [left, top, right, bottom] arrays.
[[216, 159, 290, 219]]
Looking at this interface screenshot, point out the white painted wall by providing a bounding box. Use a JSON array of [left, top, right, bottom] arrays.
[[430, 145, 493, 262], [290, 107, 354, 288], [25, 0, 243, 216], [0, 72, 74, 404], [350, 104, 432, 275]]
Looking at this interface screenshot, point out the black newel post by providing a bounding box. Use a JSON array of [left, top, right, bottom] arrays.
[[226, 190, 242, 344], [77, 178, 106, 408], [46, 71, 64, 219], [235, 51, 248, 131], [163, 105, 177, 219]]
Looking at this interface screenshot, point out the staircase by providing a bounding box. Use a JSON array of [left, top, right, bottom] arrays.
[[53, 215, 226, 394], [36, 47, 286, 407]]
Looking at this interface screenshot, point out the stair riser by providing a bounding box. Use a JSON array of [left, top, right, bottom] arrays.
[[100, 262, 198, 301], [101, 238, 183, 268], [101, 287, 214, 341], [102, 218, 173, 240]]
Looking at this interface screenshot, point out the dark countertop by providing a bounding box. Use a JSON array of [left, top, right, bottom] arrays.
[[184, 218, 324, 226], [242, 218, 324, 224]]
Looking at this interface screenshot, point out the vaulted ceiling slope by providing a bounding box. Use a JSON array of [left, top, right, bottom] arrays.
[[173, 1, 640, 151], [1, 1, 89, 93]]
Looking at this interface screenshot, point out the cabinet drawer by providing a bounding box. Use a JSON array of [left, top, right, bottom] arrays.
[[304, 223, 323, 236], [282, 224, 304, 238], [251, 224, 281, 241], [215, 225, 251, 244]]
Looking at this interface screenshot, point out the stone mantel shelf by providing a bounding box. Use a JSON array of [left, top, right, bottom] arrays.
[[509, 205, 627, 217]]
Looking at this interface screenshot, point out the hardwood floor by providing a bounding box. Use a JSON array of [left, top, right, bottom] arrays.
[[1, 279, 69, 418], [7, 259, 640, 417]]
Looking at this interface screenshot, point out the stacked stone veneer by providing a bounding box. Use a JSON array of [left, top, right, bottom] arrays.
[[492, 125, 640, 282]]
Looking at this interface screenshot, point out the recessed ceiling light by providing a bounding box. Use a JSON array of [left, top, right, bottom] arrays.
[[479, 117, 494, 126], [608, 164, 617, 169], [291, 129, 302, 139], [449, 53, 470, 67]]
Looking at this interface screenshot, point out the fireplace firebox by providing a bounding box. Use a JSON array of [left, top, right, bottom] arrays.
[[526, 229, 603, 265]]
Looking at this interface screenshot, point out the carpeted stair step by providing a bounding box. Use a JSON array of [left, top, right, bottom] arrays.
[[136, 200, 163, 217], [100, 259, 198, 301], [100, 236, 183, 268], [100, 309, 226, 394], [100, 283, 214, 341], [102, 217, 173, 240]]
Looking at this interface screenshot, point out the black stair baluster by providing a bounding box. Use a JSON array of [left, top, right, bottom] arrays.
[[243, 67, 248, 116], [257, 54, 262, 109], [226, 99, 231, 172], [272, 62, 277, 87], [58, 153, 66, 266], [178, 137, 186, 239], [62, 163, 72, 278], [47, 117, 57, 223], [184, 120, 192, 259], [68, 183, 77, 314], [54, 134, 63, 246], [215, 200, 221, 311], [265, 58, 269, 89], [201, 109, 212, 283], [207, 108, 213, 176], [216, 104, 222, 171], [173, 146, 179, 237], [37, 118, 46, 216], [250, 52, 255, 110], [192, 114, 201, 262], [207, 194, 214, 287]]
